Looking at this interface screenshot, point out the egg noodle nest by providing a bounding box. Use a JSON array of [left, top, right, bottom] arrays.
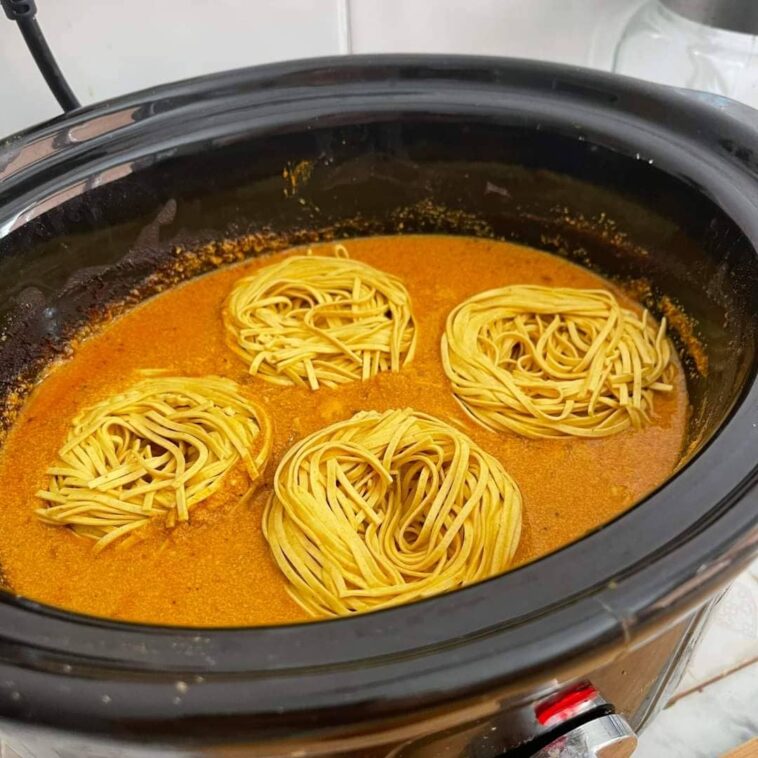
[[36, 375, 272, 551], [442, 285, 675, 438], [223, 246, 417, 389], [263, 408, 523, 617]]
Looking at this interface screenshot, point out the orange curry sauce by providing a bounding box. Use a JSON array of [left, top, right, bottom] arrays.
[[0, 236, 688, 627]]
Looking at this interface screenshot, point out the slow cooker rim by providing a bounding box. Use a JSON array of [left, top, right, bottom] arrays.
[[0, 56, 755, 726]]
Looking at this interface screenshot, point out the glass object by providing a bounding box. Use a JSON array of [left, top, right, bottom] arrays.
[[613, 0, 758, 107]]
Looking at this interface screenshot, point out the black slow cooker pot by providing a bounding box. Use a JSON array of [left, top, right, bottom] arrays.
[[0, 56, 755, 758]]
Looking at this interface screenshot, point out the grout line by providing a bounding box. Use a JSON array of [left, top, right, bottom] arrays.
[[667, 656, 758, 706], [337, 0, 353, 55]]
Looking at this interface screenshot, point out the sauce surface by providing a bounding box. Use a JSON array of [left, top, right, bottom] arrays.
[[0, 236, 688, 626]]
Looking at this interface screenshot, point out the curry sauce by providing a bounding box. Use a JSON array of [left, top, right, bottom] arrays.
[[0, 236, 688, 626]]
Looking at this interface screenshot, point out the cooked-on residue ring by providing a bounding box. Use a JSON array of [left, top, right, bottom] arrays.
[[223, 245, 417, 389], [441, 285, 675, 438], [36, 375, 272, 551], [263, 408, 522, 617]]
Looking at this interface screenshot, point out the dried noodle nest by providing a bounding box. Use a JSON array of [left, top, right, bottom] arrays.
[[223, 246, 417, 389], [441, 285, 675, 438], [36, 375, 272, 551], [263, 408, 522, 617]]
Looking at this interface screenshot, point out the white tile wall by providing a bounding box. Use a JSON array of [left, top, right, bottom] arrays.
[[0, 0, 347, 138], [348, 0, 642, 66], [0, 0, 642, 139]]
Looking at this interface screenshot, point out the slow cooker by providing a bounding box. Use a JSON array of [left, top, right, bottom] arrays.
[[0, 56, 755, 757]]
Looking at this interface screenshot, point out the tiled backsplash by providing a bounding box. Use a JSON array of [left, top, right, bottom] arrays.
[[0, 0, 346, 137], [347, 0, 639, 65], [0, 0, 643, 138]]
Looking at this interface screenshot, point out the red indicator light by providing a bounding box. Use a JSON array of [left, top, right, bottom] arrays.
[[535, 684, 599, 726]]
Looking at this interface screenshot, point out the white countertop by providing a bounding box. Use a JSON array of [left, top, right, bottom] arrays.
[[637, 559, 758, 757]]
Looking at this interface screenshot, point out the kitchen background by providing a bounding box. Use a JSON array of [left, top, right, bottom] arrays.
[[0, 1, 756, 756]]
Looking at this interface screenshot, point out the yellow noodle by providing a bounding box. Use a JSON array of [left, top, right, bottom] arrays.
[[222, 245, 417, 389], [36, 376, 272, 551], [263, 408, 522, 617], [441, 285, 675, 438]]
